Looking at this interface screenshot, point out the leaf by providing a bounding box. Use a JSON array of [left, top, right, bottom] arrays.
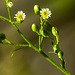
[[11, 47, 25, 57]]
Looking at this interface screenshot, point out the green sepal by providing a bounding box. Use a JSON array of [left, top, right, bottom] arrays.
[[16, 18, 24, 24]]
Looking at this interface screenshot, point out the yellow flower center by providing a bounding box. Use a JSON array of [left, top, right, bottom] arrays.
[[41, 10, 49, 19], [17, 13, 23, 20]]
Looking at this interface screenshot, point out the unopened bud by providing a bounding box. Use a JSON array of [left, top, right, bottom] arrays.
[[58, 51, 63, 60], [52, 27, 58, 36], [34, 5, 40, 15], [32, 24, 39, 33]]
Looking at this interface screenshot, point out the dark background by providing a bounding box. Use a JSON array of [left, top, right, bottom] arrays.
[[0, 0, 75, 75]]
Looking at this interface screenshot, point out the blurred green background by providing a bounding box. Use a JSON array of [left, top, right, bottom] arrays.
[[0, 0, 75, 75]]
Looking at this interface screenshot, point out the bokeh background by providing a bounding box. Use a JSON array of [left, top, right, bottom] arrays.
[[0, 0, 75, 75]]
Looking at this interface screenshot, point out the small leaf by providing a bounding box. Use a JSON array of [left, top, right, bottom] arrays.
[[43, 21, 52, 33], [11, 47, 25, 57]]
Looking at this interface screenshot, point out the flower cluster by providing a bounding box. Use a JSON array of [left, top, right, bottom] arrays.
[[34, 5, 52, 20], [7, 1, 26, 23]]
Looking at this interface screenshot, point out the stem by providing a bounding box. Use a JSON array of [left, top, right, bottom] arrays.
[[1, 43, 29, 47], [10, 22, 71, 75], [5, 0, 12, 21], [5, 39, 11, 44], [4, 39, 29, 47], [0, 2, 70, 74], [39, 35, 41, 50], [11, 23, 31, 44], [0, 15, 9, 22], [39, 51, 71, 75], [0, 13, 71, 75], [39, 35, 43, 51], [7, 7, 12, 21], [56, 35, 59, 44], [39, 17, 44, 51]]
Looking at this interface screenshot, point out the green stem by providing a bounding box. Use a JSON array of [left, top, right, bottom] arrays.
[[10, 22, 71, 75], [0, 13, 71, 75], [5, 0, 12, 21], [39, 51, 71, 75], [0, 2, 70, 74], [1, 43, 29, 47], [39, 35, 41, 50], [11, 22, 39, 51], [7, 7, 12, 21], [4, 39, 29, 47], [56, 35, 59, 44], [39, 35, 43, 51], [5, 39, 11, 44], [0, 15, 9, 22], [39, 17, 44, 51]]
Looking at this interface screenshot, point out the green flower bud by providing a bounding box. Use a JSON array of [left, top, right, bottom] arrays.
[[32, 24, 39, 33], [52, 27, 58, 36], [43, 21, 52, 33], [34, 5, 41, 15], [0, 33, 6, 40], [58, 51, 63, 60]]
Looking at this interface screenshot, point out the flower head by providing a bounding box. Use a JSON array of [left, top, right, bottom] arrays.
[[8, 2, 13, 8], [40, 8, 52, 19], [14, 11, 26, 23]]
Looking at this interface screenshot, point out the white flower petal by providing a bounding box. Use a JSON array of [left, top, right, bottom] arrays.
[[40, 8, 52, 19], [14, 11, 26, 21]]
